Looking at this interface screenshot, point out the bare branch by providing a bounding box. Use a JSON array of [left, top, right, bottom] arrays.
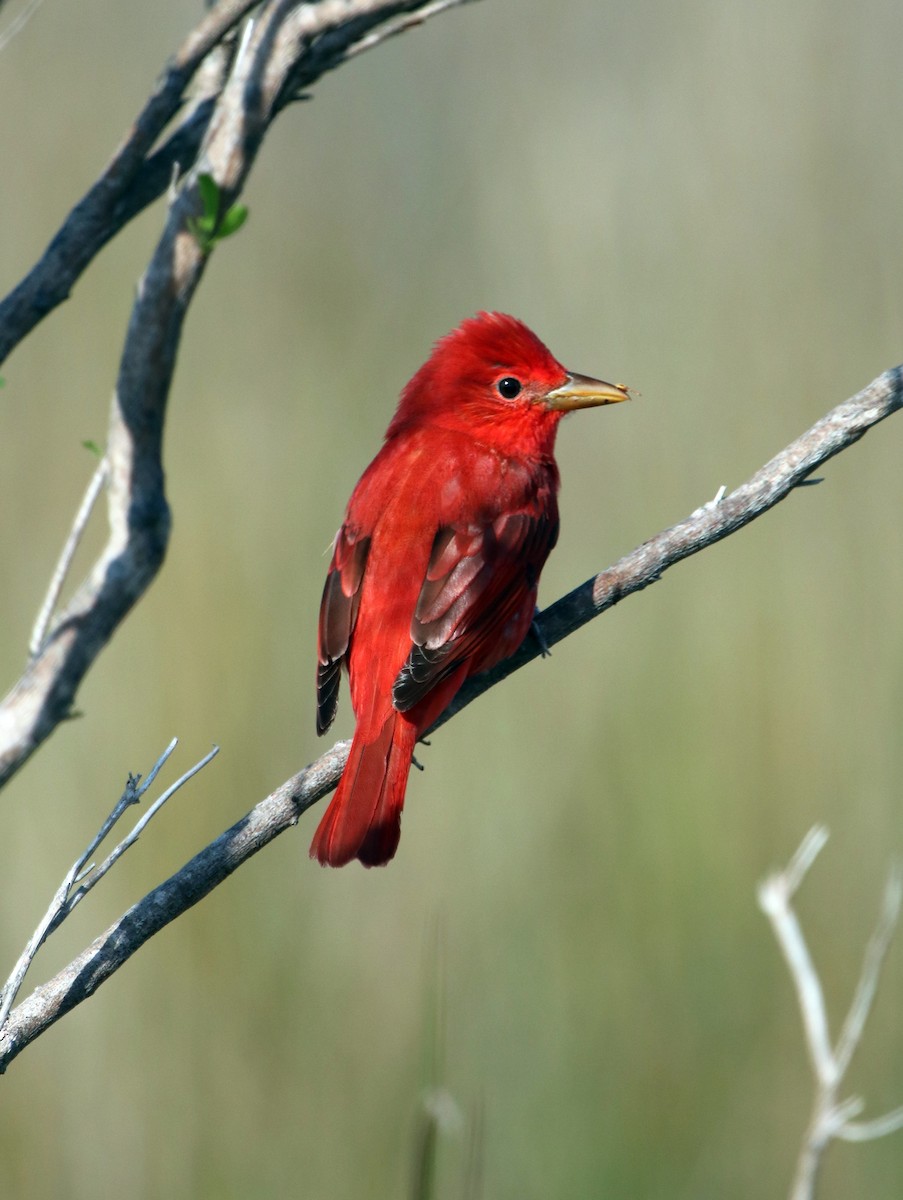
[[2, 362, 902, 1070], [67, 742, 220, 911], [437, 364, 903, 729], [838, 1108, 903, 1142], [0, 0, 477, 793], [0, 739, 346, 1073], [758, 828, 835, 1088], [835, 863, 903, 1078], [0, 0, 46, 55], [781, 827, 831, 897], [0, 0, 261, 365], [0, 0, 477, 366], [347, 0, 478, 61], [758, 829, 903, 1200], [28, 455, 109, 659], [0, 739, 217, 1031]]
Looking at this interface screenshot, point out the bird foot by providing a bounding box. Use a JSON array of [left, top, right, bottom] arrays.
[[531, 610, 552, 658]]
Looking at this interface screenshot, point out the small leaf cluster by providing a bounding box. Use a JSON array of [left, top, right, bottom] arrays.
[[187, 174, 249, 255]]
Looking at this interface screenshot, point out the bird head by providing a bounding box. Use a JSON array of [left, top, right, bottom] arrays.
[[389, 312, 628, 456]]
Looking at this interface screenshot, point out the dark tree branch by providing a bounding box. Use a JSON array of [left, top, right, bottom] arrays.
[[0, 0, 259, 364], [1, 362, 900, 1072], [0, 0, 477, 790], [0, 0, 476, 365]]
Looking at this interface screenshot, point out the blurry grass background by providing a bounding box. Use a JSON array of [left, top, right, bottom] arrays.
[[1, 0, 903, 1196]]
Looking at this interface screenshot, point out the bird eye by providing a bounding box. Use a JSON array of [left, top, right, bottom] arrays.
[[497, 376, 522, 399]]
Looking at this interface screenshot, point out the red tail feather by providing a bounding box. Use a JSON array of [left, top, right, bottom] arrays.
[[310, 713, 418, 867]]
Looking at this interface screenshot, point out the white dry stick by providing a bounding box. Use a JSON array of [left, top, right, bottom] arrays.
[[28, 455, 109, 658], [0, 0, 47, 56], [77, 742, 220, 897], [344, 0, 478, 61], [0, 738, 218, 1030], [690, 483, 727, 517], [758, 827, 903, 1200]]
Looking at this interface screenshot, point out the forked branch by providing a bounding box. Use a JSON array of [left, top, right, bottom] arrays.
[[758, 828, 903, 1200], [0, 740, 219, 1030]]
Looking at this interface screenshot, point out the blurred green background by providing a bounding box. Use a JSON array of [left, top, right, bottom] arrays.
[[1, 1, 903, 1196]]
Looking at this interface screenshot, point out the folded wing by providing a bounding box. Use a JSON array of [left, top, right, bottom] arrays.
[[393, 509, 558, 713]]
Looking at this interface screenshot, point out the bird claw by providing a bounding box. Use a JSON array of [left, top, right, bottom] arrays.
[[412, 737, 432, 771], [531, 610, 552, 658]]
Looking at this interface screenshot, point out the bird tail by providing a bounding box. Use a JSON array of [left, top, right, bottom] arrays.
[[309, 711, 418, 867]]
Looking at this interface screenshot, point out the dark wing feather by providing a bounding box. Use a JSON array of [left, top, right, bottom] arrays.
[[392, 509, 558, 713], [316, 526, 370, 735]]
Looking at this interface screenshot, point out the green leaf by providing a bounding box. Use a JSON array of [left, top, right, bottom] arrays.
[[217, 204, 248, 239], [188, 175, 248, 254], [82, 439, 102, 456]]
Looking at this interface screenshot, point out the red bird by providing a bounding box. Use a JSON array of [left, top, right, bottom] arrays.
[[311, 312, 628, 867]]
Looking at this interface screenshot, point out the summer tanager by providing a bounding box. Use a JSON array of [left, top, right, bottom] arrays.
[[311, 312, 628, 867]]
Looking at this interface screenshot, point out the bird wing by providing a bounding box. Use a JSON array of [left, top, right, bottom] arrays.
[[392, 508, 559, 713], [316, 524, 371, 735]]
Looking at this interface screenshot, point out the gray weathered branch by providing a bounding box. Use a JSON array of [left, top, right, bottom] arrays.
[[438, 363, 903, 726], [1, 362, 900, 1072]]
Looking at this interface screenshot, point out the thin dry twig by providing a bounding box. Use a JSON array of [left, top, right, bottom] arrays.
[[835, 865, 903, 1080], [1, 363, 901, 1073], [758, 828, 903, 1200], [346, 0, 477, 61], [69, 742, 221, 910], [0, 0, 46, 55], [0, 740, 344, 1073], [759, 827, 835, 1086], [28, 455, 109, 658], [0, 739, 218, 1030]]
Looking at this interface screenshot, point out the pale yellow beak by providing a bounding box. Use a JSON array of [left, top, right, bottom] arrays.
[[544, 372, 631, 412]]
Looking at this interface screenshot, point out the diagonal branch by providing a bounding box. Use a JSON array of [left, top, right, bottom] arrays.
[[0, 739, 218, 1030], [437, 362, 903, 727], [1, 362, 901, 1072]]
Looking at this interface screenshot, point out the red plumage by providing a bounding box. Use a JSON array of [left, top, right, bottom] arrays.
[[311, 312, 628, 867]]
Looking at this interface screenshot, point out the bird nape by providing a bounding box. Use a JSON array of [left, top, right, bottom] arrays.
[[311, 311, 629, 867]]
